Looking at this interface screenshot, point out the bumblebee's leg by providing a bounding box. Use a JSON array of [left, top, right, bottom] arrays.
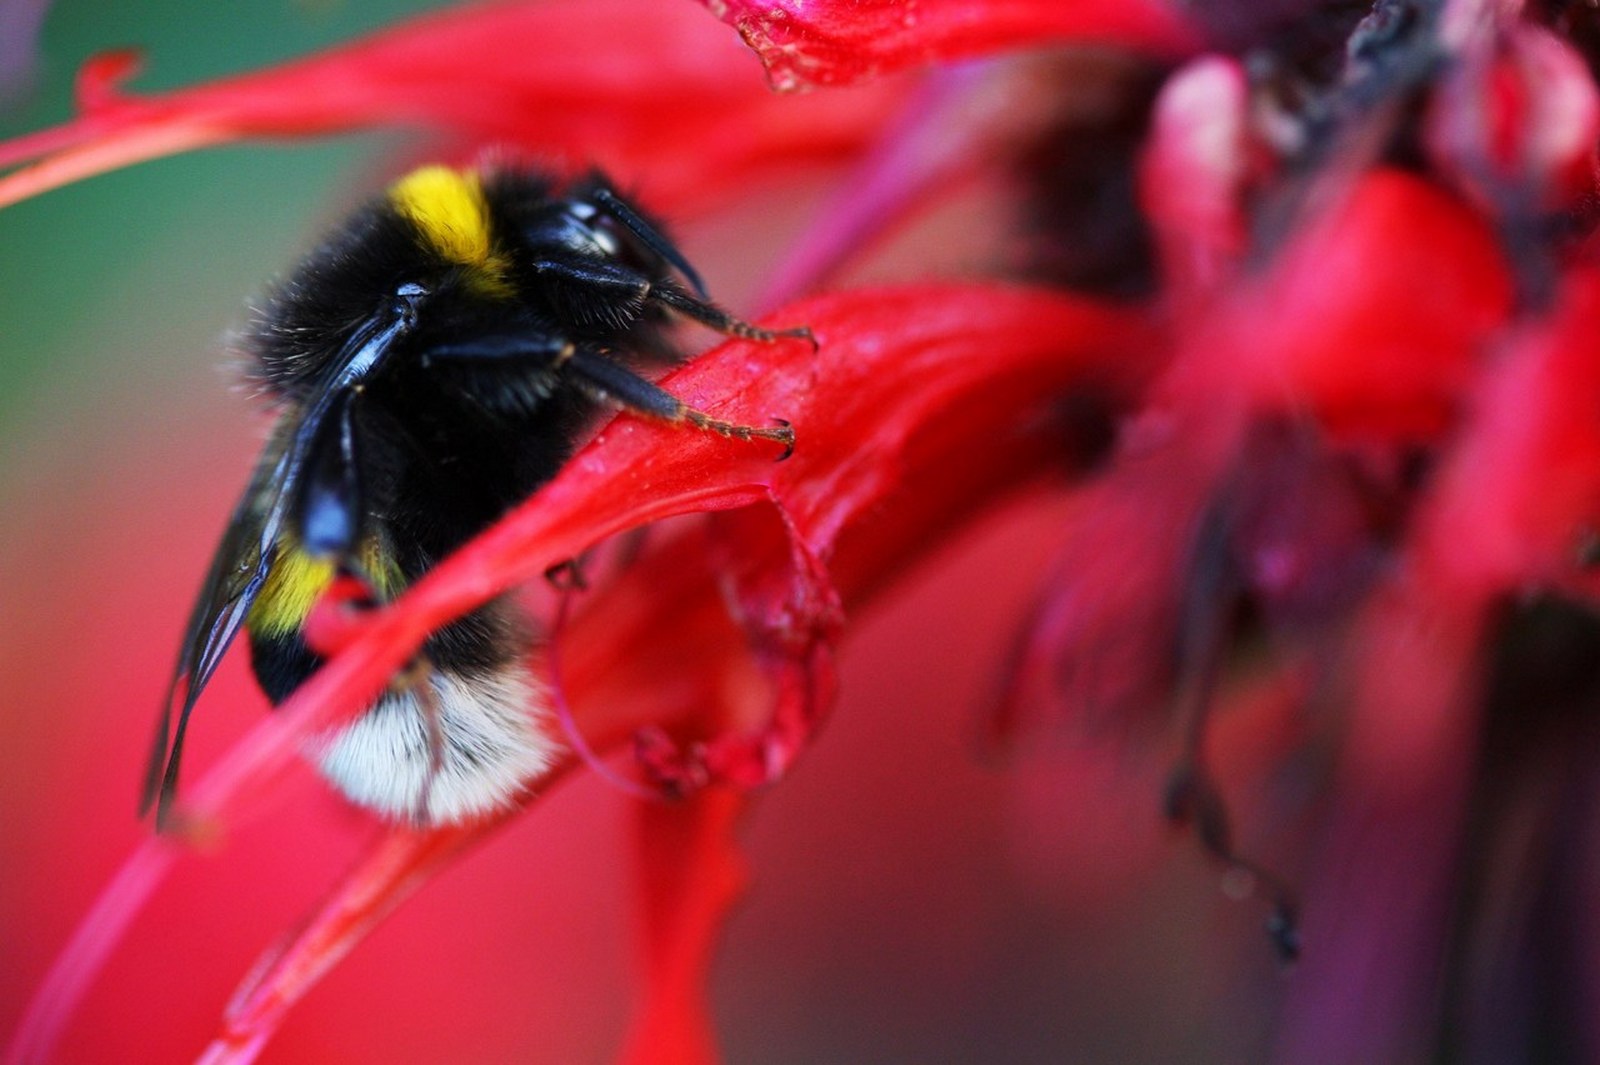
[[425, 330, 794, 456], [647, 281, 815, 346], [387, 654, 447, 825], [566, 348, 795, 458], [528, 255, 812, 345]]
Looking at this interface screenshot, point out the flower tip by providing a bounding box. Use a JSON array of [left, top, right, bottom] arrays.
[[1141, 54, 1252, 290], [1426, 26, 1600, 213], [75, 48, 145, 113], [302, 575, 380, 658]]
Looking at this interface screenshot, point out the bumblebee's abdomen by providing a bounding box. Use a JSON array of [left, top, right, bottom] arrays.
[[245, 538, 559, 823], [310, 661, 557, 823], [249, 629, 323, 704], [245, 536, 534, 704], [248, 597, 556, 824]]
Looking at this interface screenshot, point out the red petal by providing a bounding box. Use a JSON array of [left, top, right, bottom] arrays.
[[993, 169, 1514, 742], [200, 825, 481, 1063], [699, 0, 1202, 90], [197, 284, 1157, 1056], [617, 793, 751, 1065], [14, 283, 1159, 1061], [0, 0, 907, 212], [1426, 26, 1600, 212], [1138, 55, 1253, 297], [1232, 169, 1514, 440], [245, 284, 1159, 810]]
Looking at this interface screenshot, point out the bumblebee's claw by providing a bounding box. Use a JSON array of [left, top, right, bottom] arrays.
[[783, 325, 819, 353], [771, 418, 796, 461]]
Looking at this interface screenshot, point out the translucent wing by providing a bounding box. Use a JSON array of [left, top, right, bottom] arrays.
[[141, 432, 294, 825]]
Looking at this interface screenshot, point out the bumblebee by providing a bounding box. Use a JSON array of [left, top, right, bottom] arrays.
[[143, 164, 800, 827]]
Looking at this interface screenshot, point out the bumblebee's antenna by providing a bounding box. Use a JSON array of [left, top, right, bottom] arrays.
[[591, 186, 710, 299]]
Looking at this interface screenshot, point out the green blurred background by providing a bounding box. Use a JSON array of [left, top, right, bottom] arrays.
[[0, 0, 449, 455]]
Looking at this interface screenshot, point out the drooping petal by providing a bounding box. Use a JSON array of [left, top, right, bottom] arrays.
[[214, 285, 1161, 819], [617, 792, 751, 1065], [994, 168, 1513, 743]]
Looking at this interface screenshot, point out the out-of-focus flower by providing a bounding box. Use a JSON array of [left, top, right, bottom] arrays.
[[8, 0, 1600, 1062]]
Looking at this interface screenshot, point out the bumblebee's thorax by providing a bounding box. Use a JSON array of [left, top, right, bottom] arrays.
[[387, 166, 515, 299]]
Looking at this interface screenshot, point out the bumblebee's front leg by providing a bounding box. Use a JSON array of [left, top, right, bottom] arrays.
[[528, 253, 813, 344], [564, 348, 795, 459], [426, 334, 796, 458]]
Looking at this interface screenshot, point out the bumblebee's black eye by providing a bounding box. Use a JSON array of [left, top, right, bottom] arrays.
[[561, 203, 621, 256]]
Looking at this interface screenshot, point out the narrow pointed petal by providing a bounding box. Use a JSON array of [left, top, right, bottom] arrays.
[[199, 825, 482, 1065]]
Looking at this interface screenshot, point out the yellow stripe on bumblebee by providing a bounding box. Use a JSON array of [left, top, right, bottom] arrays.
[[388, 166, 513, 297], [247, 536, 402, 637]]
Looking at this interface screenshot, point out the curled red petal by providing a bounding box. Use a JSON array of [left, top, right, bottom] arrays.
[[0, 0, 907, 212], [197, 284, 1159, 1057], [13, 283, 1160, 1062], [73, 48, 144, 113], [699, 0, 1202, 90], [220, 284, 1159, 819]]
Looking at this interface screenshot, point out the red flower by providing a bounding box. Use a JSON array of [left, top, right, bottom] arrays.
[[7, 1, 1600, 1062]]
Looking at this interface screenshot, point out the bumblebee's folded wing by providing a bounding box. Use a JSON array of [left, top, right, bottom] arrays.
[[141, 446, 289, 824]]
